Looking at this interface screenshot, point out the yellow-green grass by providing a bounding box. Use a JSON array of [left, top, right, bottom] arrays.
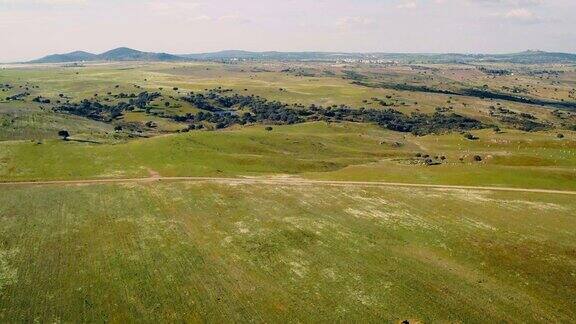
[[0, 102, 113, 141], [3, 62, 570, 126], [1, 122, 575, 190], [0, 182, 574, 322], [122, 111, 188, 132], [0, 122, 404, 181], [309, 128, 576, 190]]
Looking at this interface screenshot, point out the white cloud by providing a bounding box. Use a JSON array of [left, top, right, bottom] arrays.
[[396, 1, 417, 9], [336, 16, 376, 30], [146, 0, 200, 14], [493, 7, 543, 23], [218, 14, 251, 24], [470, 0, 542, 5], [189, 14, 212, 22], [504, 8, 534, 18], [0, 0, 86, 4]]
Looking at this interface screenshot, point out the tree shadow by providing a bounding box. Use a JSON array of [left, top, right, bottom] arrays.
[[68, 138, 103, 144]]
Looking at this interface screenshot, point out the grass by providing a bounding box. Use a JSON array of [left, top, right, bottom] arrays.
[[0, 181, 574, 322], [1, 122, 575, 190], [0, 122, 398, 181], [0, 102, 112, 141], [122, 111, 188, 132], [308, 127, 576, 190]]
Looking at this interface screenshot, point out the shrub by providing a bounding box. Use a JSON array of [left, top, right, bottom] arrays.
[[464, 132, 479, 140], [58, 130, 70, 140]]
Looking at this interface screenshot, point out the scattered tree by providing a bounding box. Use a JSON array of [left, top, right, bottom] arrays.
[[464, 132, 479, 140], [58, 130, 70, 141]]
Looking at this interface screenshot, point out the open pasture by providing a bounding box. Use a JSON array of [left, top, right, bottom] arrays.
[[0, 181, 574, 322]]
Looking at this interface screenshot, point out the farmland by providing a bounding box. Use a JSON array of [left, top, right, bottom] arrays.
[[0, 182, 575, 322], [1, 59, 575, 322]]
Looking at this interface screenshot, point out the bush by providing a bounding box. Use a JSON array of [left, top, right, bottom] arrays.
[[58, 130, 70, 140], [464, 132, 479, 140]]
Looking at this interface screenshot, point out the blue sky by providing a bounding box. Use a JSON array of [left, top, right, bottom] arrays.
[[0, 0, 574, 62]]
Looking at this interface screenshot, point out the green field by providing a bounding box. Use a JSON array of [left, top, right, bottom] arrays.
[[1, 61, 576, 322], [1, 182, 574, 322], [1, 122, 575, 190]]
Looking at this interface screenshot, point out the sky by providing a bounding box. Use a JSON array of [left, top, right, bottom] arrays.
[[0, 0, 575, 62]]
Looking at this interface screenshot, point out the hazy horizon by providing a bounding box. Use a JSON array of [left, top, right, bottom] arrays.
[[1, 0, 575, 62]]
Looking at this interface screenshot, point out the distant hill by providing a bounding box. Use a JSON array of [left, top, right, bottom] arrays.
[[29, 48, 576, 64], [30, 47, 183, 63], [180, 50, 356, 61], [476, 50, 576, 64], [96, 47, 182, 62], [181, 50, 576, 63], [29, 51, 97, 63]]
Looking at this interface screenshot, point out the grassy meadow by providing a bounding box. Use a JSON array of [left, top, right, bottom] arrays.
[[0, 181, 575, 322], [1, 122, 575, 190]]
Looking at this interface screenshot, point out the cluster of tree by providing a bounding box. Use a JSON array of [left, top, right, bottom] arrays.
[[55, 100, 127, 121], [414, 153, 446, 166], [54, 91, 160, 122], [354, 81, 458, 96], [0, 84, 14, 92], [461, 88, 576, 110], [488, 105, 549, 131], [355, 80, 576, 110], [498, 115, 550, 132], [367, 97, 394, 107], [478, 67, 512, 76], [551, 109, 576, 129], [526, 70, 563, 77], [281, 67, 316, 77], [5, 92, 30, 101], [180, 91, 485, 135], [113, 92, 161, 109], [501, 85, 529, 94], [342, 70, 368, 81], [32, 96, 51, 104]]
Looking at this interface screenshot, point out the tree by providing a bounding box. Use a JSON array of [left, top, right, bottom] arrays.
[[58, 130, 70, 141], [464, 132, 479, 140], [265, 126, 273, 131]]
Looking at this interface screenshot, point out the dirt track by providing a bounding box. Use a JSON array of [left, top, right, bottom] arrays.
[[1, 176, 576, 195]]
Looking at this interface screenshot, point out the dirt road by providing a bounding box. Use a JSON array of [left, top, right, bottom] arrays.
[[1, 176, 576, 195]]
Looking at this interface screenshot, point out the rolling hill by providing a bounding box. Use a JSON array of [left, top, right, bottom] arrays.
[[29, 51, 97, 63], [30, 47, 183, 63], [97, 47, 182, 61], [28, 48, 576, 64]]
